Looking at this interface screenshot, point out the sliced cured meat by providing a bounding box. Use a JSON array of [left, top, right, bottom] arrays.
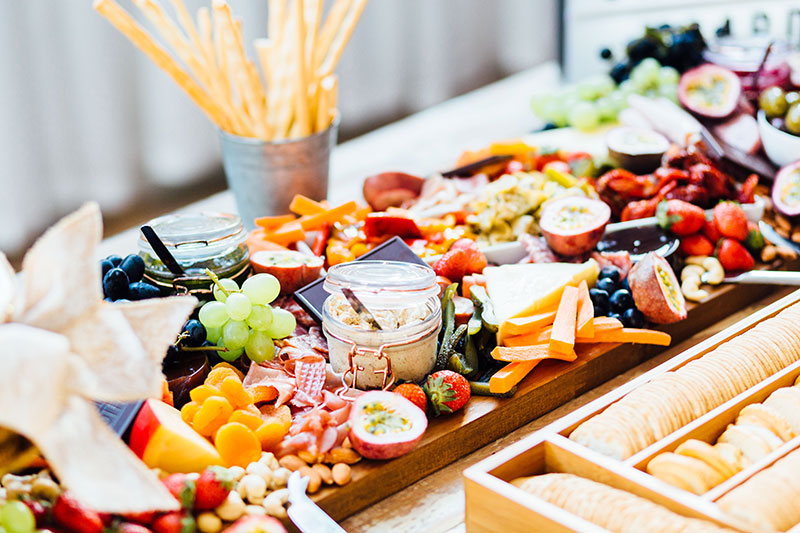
[[273, 295, 316, 329], [518, 234, 558, 264], [590, 251, 633, 280], [242, 362, 296, 408]]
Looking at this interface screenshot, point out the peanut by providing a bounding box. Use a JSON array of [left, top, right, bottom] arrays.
[[792, 230, 800, 243], [777, 227, 790, 239], [298, 450, 320, 464], [332, 463, 351, 486], [312, 463, 333, 485], [776, 214, 792, 232], [325, 447, 361, 465], [777, 246, 798, 260], [298, 466, 322, 494], [278, 454, 307, 472], [762, 245, 777, 263]]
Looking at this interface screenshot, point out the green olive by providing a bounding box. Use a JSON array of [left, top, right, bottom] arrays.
[[759, 86, 788, 118], [786, 103, 800, 135]]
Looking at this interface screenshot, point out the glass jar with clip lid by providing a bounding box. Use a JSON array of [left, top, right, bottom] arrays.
[[322, 261, 442, 390]]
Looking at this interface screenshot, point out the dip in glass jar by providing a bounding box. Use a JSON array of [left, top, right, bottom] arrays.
[[322, 261, 442, 389], [138, 212, 250, 295]]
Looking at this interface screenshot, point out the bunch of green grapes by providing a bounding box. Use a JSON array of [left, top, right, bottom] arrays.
[[198, 273, 296, 364], [531, 58, 680, 132]]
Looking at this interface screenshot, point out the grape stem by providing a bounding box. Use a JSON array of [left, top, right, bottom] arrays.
[[205, 268, 236, 297], [179, 345, 229, 352]]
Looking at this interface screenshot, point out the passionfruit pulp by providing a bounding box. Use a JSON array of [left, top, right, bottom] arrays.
[[678, 64, 741, 119], [539, 197, 611, 257], [348, 390, 428, 460], [628, 252, 687, 324], [772, 161, 800, 218]]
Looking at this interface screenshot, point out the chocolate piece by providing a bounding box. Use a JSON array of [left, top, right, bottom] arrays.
[[95, 400, 143, 438], [293, 236, 430, 324]]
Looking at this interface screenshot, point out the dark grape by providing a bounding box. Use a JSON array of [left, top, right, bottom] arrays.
[[106, 255, 123, 267], [626, 37, 659, 63], [598, 266, 621, 285], [182, 319, 207, 347], [589, 288, 610, 309], [542, 122, 558, 131], [599, 48, 612, 60], [593, 304, 607, 318], [622, 308, 645, 328], [610, 289, 634, 313], [100, 259, 114, 278], [116, 299, 130, 304], [104, 297, 114, 302], [610, 62, 629, 84], [596, 277, 617, 294], [163, 345, 180, 367], [120, 254, 145, 282], [129, 281, 160, 300], [620, 277, 631, 292], [103, 268, 129, 300]]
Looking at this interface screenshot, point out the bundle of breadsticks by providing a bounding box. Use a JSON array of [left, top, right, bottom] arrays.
[[94, 0, 367, 140]]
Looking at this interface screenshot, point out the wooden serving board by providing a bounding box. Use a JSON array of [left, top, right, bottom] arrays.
[[312, 259, 800, 522]]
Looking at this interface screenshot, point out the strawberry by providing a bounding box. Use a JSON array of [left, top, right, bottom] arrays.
[[114, 523, 154, 533], [194, 466, 235, 511], [702, 218, 721, 243], [423, 370, 471, 416], [656, 200, 705, 236], [161, 474, 195, 510], [680, 234, 714, 257], [52, 493, 104, 533], [713, 202, 748, 240], [745, 221, 765, 252], [122, 512, 157, 526], [433, 249, 469, 281], [393, 383, 427, 412], [151, 512, 196, 533], [717, 238, 755, 271], [449, 238, 488, 274]]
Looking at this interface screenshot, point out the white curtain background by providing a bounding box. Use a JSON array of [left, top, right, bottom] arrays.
[[0, 0, 558, 255]]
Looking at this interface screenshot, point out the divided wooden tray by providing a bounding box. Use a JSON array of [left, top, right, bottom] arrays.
[[312, 260, 799, 522], [463, 288, 800, 533]]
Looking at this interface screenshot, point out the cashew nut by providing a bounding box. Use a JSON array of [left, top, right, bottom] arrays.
[[215, 491, 246, 522], [197, 512, 222, 533], [681, 265, 705, 282], [246, 461, 273, 486], [227, 466, 246, 482], [685, 255, 709, 267], [240, 474, 267, 504], [700, 257, 724, 285], [260, 452, 280, 471], [681, 276, 709, 302], [270, 467, 291, 490], [245, 504, 267, 516], [262, 489, 289, 518]]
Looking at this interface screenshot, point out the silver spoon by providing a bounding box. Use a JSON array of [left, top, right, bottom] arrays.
[[341, 288, 383, 330]]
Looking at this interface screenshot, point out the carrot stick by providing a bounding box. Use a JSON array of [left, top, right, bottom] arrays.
[[503, 326, 552, 347], [549, 285, 578, 355], [575, 280, 594, 339], [289, 194, 327, 216], [254, 214, 296, 230], [575, 328, 671, 346], [264, 221, 306, 246], [298, 200, 358, 231], [502, 310, 557, 337], [489, 361, 539, 394], [491, 345, 577, 363]]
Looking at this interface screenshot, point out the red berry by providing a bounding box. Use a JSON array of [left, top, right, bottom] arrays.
[[151, 511, 196, 533], [423, 370, 471, 416], [713, 202, 748, 241], [194, 466, 235, 511], [680, 234, 714, 257], [393, 383, 427, 412], [717, 238, 755, 271], [161, 474, 195, 510], [122, 512, 158, 526], [433, 249, 469, 281], [702, 218, 721, 243], [52, 493, 104, 533], [656, 200, 705, 236]]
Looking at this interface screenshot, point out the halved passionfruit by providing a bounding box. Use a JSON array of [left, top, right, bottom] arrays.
[[539, 197, 611, 257], [772, 161, 800, 218], [628, 252, 687, 324], [678, 64, 741, 119], [606, 126, 670, 174], [348, 391, 428, 460], [249, 250, 323, 295]]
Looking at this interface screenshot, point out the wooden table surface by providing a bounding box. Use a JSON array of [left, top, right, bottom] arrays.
[[96, 62, 793, 532]]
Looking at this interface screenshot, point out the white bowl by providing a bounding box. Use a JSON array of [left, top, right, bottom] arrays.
[[757, 110, 800, 168]]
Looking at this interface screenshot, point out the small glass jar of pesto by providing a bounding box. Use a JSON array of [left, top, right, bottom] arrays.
[[138, 212, 250, 296]]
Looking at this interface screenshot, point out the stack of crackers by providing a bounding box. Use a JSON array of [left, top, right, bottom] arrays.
[[512, 473, 737, 532], [648, 382, 800, 495], [569, 303, 800, 460]]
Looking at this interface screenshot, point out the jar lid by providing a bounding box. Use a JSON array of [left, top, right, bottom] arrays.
[[324, 261, 438, 308], [138, 212, 246, 262]]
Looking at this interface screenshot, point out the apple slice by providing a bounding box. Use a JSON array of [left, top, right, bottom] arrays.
[[250, 251, 324, 295], [128, 399, 222, 473]]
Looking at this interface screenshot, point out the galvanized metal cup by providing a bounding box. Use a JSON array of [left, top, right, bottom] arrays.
[[219, 120, 338, 229]]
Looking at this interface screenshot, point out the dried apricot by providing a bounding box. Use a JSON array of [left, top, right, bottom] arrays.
[[193, 396, 233, 437], [259, 404, 292, 431], [180, 401, 200, 424], [210, 362, 244, 380], [229, 409, 264, 431], [219, 376, 254, 409], [215, 422, 261, 467], [189, 384, 222, 404], [247, 385, 278, 404], [255, 418, 289, 451], [205, 367, 239, 388]]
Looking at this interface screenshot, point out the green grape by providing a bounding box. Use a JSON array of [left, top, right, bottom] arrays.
[[658, 83, 679, 103], [245, 330, 276, 363], [219, 346, 244, 362], [247, 304, 274, 330], [595, 97, 617, 122], [242, 274, 281, 305], [225, 292, 252, 321], [266, 308, 297, 339], [530, 92, 553, 117], [759, 86, 788, 118], [607, 90, 628, 113], [222, 320, 249, 349], [213, 278, 239, 303], [0, 501, 35, 533], [657, 66, 680, 87], [568, 101, 600, 132], [206, 326, 223, 344], [198, 301, 229, 329]]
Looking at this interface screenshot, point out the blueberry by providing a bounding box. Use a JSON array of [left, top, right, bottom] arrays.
[[593, 304, 608, 317], [106, 255, 123, 267], [622, 308, 645, 328], [589, 288, 610, 309], [129, 281, 161, 300], [116, 299, 130, 304], [100, 259, 114, 278], [182, 319, 207, 347], [598, 266, 621, 285], [608, 312, 623, 322], [610, 289, 634, 313], [596, 277, 617, 294], [103, 268, 129, 300], [620, 277, 631, 292], [120, 254, 145, 282]]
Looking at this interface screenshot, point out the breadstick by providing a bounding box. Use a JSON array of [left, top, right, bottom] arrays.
[[314, 0, 351, 71], [315, 75, 334, 132], [292, 0, 311, 137], [254, 39, 274, 88], [304, 0, 322, 74], [168, 0, 211, 67], [271, 5, 298, 139], [317, 0, 367, 78], [93, 0, 227, 127]]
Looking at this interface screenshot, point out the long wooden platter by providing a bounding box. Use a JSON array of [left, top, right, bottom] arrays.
[[312, 259, 800, 521]]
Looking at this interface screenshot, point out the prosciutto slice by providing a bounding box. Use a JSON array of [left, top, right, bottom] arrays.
[[242, 362, 296, 408]]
